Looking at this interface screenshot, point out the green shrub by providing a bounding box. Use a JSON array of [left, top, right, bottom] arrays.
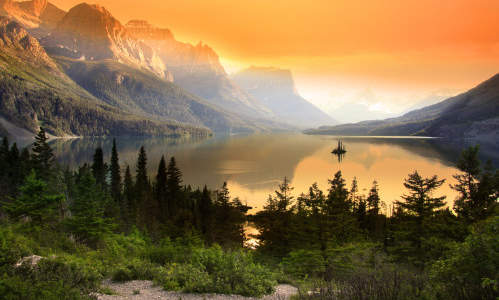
[[429, 216, 499, 299], [111, 259, 161, 282], [281, 250, 325, 279], [0, 257, 101, 300], [157, 245, 276, 297]]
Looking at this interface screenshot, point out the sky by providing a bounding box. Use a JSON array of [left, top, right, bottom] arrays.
[[51, 0, 499, 120]]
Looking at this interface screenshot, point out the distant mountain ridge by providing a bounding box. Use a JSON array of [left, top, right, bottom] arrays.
[[125, 20, 274, 120], [232, 66, 336, 128], [305, 73, 499, 140]]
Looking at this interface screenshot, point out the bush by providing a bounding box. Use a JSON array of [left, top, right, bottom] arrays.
[[157, 245, 276, 297], [281, 249, 325, 279], [111, 259, 162, 282], [0, 257, 101, 300], [429, 216, 499, 300]]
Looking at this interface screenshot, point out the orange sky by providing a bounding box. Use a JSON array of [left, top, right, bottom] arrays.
[[51, 0, 499, 117]]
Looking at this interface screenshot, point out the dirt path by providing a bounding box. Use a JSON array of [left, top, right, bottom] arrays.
[[97, 280, 298, 300]]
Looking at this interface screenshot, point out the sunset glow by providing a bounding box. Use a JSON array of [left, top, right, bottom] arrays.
[[51, 0, 499, 116]]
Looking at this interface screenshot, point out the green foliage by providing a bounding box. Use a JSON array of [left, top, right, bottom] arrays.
[[31, 128, 55, 181], [3, 170, 63, 225], [0, 257, 101, 300], [282, 250, 325, 279], [64, 168, 114, 245], [452, 146, 498, 224], [429, 216, 499, 299], [158, 245, 276, 297], [0, 68, 210, 137], [391, 171, 448, 266], [112, 259, 161, 282]]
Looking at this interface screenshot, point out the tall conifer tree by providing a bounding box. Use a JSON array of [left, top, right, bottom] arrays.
[[155, 155, 168, 221], [31, 128, 54, 180], [92, 147, 107, 188], [110, 139, 121, 203]]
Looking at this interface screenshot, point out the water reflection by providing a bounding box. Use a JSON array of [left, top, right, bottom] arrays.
[[41, 133, 498, 213]]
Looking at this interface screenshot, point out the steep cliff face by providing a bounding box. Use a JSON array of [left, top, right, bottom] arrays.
[[18, 0, 47, 17], [232, 67, 336, 128], [0, 16, 58, 71], [0, 0, 40, 27], [41, 4, 169, 79], [125, 20, 272, 119], [19, 0, 65, 28]]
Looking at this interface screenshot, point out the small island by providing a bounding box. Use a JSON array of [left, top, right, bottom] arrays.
[[332, 140, 347, 155]]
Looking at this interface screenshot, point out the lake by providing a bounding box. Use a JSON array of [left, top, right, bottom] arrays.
[[39, 133, 498, 213]]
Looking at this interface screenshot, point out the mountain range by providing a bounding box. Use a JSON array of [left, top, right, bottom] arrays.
[[0, 1, 496, 139], [305, 73, 499, 141], [232, 66, 335, 128], [0, 1, 334, 138]]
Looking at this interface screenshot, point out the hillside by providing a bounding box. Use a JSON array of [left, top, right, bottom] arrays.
[[305, 73, 499, 140], [55, 57, 269, 133], [232, 66, 336, 128], [0, 17, 210, 137]]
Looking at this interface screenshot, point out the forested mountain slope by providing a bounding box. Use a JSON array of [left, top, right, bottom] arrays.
[[0, 17, 210, 137]]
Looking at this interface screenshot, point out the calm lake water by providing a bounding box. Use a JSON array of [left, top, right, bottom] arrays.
[[35, 133, 498, 213]]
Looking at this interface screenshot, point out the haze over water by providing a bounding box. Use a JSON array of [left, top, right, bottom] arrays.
[[46, 133, 498, 213]]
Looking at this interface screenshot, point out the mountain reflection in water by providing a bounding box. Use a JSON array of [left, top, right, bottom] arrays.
[[43, 133, 498, 213]]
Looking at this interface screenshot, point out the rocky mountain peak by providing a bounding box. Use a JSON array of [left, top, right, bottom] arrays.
[[0, 16, 57, 70], [19, 0, 47, 17], [125, 19, 174, 41], [57, 3, 123, 40]]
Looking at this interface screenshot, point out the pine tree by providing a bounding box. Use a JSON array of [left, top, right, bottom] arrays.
[[367, 180, 381, 215], [366, 180, 384, 238], [393, 171, 446, 266], [199, 185, 213, 242], [110, 139, 122, 203], [215, 182, 230, 207], [349, 177, 359, 207], [155, 155, 168, 222], [5, 143, 20, 196], [123, 165, 135, 229], [255, 177, 296, 255], [92, 147, 107, 188], [325, 171, 357, 243], [274, 176, 294, 212], [135, 146, 155, 229], [0, 136, 9, 171], [166, 157, 183, 215], [31, 128, 54, 180], [135, 146, 149, 193], [4, 170, 63, 224], [452, 146, 498, 223], [65, 167, 112, 245]]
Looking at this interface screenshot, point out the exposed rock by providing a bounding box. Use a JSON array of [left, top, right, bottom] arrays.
[[18, 0, 47, 17], [15, 255, 44, 267], [0, 16, 58, 70], [41, 3, 167, 78], [0, 0, 40, 28], [126, 20, 273, 119]]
